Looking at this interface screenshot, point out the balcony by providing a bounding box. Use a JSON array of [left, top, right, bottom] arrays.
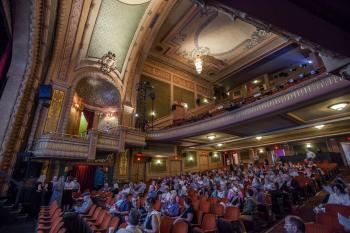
[[32, 133, 89, 159], [32, 126, 146, 159], [147, 74, 350, 141]]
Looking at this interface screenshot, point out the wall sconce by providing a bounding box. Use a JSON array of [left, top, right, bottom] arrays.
[[188, 156, 194, 161], [156, 159, 161, 165], [306, 143, 312, 148]]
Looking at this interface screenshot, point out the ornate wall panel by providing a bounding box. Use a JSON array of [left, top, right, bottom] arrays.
[[44, 89, 65, 133], [119, 151, 128, 176], [57, 0, 84, 81]]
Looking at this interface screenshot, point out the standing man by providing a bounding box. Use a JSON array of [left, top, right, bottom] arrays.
[[305, 149, 316, 161]]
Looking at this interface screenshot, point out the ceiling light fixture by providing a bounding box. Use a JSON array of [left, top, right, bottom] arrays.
[[329, 102, 348, 111], [253, 80, 259, 84], [186, 47, 210, 74], [306, 143, 312, 148], [259, 149, 264, 153], [314, 125, 325, 129], [256, 136, 262, 140], [207, 135, 216, 140], [217, 143, 223, 147]]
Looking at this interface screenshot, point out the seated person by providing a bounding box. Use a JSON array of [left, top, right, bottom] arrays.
[[327, 183, 350, 206], [110, 193, 132, 219], [163, 196, 180, 217], [284, 215, 305, 233], [174, 197, 196, 224], [71, 192, 93, 214], [116, 209, 142, 233], [141, 197, 161, 233], [240, 189, 257, 222]]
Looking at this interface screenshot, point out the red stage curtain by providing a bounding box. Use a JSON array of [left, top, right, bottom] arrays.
[[83, 109, 94, 131], [71, 165, 95, 192]]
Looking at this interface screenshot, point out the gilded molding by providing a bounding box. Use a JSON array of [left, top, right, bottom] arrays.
[[44, 89, 65, 133], [57, 0, 84, 81]]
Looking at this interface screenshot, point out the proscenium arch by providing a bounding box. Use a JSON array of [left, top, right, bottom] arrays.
[[59, 67, 123, 133]]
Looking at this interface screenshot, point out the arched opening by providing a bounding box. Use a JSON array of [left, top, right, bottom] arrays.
[[67, 77, 121, 135]]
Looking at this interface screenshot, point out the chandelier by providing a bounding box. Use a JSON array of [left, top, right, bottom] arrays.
[[186, 47, 210, 74]]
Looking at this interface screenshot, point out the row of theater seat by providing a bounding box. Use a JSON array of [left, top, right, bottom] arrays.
[[37, 201, 66, 233], [307, 204, 350, 233]]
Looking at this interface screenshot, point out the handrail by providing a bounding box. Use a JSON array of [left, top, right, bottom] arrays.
[[0, 171, 22, 206]]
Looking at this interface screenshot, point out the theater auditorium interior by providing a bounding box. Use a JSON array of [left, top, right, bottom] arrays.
[[0, 0, 350, 233]]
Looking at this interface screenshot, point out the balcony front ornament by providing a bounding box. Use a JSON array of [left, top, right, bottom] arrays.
[[98, 51, 117, 74]]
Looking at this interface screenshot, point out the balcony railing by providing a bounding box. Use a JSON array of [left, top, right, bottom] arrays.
[[32, 132, 90, 159], [32, 126, 146, 159], [147, 73, 349, 141]]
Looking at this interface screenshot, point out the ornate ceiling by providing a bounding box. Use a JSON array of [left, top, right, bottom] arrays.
[[75, 77, 120, 108], [87, 0, 150, 73], [148, 0, 288, 82]]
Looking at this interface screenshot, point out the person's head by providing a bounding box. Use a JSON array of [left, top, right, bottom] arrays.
[[122, 193, 128, 200], [52, 176, 57, 182], [284, 215, 305, 233], [333, 183, 346, 195], [170, 195, 177, 204], [184, 197, 192, 209], [145, 197, 156, 212], [82, 192, 91, 202], [246, 188, 254, 198], [128, 209, 140, 226]]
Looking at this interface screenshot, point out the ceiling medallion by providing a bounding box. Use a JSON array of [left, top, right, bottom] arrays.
[[245, 29, 271, 49], [185, 47, 210, 74], [98, 51, 117, 74]]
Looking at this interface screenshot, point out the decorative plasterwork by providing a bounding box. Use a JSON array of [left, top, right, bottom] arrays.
[[57, 0, 84, 82], [75, 77, 120, 107], [142, 60, 213, 96], [79, 0, 150, 77], [149, 5, 287, 82], [147, 74, 349, 140], [44, 89, 65, 133]]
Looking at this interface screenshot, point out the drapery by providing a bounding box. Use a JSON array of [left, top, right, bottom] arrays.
[[82, 109, 94, 130], [71, 165, 95, 192]]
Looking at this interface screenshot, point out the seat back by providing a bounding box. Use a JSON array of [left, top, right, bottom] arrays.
[[154, 199, 161, 212], [325, 204, 350, 217], [96, 210, 107, 225], [201, 213, 217, 231], [109, 217, 120, 229], [172, 220, 188, 233], [160, 216, 173, 233], [305, 223, 332, 233], [224, 206, 240, 221], [316, 212, 344, 233], [211, 204, 224, 216], [92, 207, 102, 220], [49, 219, 64, 233], [87, 204, 97, 216], [200, 201, 210, 213], [100, 213, 112, 229]]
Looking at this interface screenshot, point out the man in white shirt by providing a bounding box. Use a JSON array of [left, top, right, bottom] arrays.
[[116, 209, 142, 233]]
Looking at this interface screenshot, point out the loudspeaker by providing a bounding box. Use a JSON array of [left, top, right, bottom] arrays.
[[38, 85, 52, 100]]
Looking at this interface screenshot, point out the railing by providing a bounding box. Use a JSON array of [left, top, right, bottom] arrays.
[[31, 126, 146, 159], [32, 132, 89, 159], [147, 74, 349, 140]]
